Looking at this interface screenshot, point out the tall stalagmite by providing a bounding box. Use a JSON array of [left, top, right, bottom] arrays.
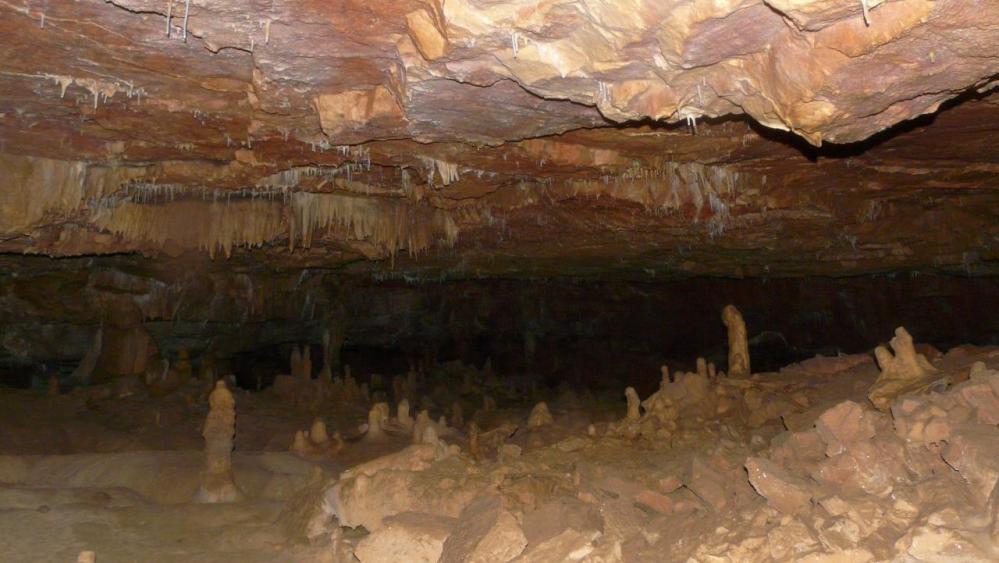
[[194, 381, 243, 503], [721, 305, 750, 378]]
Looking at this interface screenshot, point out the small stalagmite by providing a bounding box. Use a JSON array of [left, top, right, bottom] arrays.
[[397, 398, 414, 429], [310, 418, 329, 443], [290, 430, 310, 457], [625, 387, 641, 421], [47, 375, 60, 396], [451, 401, 464, 428], [363, 402, 390, 442], [291, 419, 343, 459], [869, 327, 945, 411], [195, 381, 243, 503], [483, 395, 497, 413], [527, 401, 554, 429], [413, 409, 432, 444], [721, 305, 751, 378], [696, 357, 708, 379]]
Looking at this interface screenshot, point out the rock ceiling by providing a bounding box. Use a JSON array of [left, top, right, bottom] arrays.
[[0, 0, 997, 278]]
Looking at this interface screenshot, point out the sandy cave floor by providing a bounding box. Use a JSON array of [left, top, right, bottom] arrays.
[[1, 336, 999, 562]]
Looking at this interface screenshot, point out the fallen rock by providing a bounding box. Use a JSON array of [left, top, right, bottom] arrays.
[[745, 457, 813, 514], [767, 517, 819, 560], [895, 524, 994, 561], [514, 529, 601, 562], [354, 511, 456, 563], [812, 439, 907, 497], [814, 401, 876, 456], [522, 498, 603, 545], [942, 426, 999, 504], [439, 496, 527, 563], [686, 456, 732, 511], [952, 377, 999, 425]]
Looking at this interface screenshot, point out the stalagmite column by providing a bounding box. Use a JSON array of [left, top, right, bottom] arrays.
[[195, 381, 243, 503], [413, 409, 432, 444], [721, 305, 750, 378], [310, 418, 329, 443], [397, 398, 414, 429], [527, 402, 554, 429], [625, 387, 641, 421], [363, 402, 390, 442]]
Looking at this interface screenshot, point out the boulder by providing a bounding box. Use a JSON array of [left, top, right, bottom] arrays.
[[439, 496, 527, 563], [355, 511, 456, 563], [814, 401, 876, 456], [745, 457, 812, 514]]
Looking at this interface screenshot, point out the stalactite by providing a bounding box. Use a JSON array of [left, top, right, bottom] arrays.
[[420, 158, 460, 187], [89, 199, 286, 258], [553, 161, 744, 222], [289, 192, 458, 257], [87, 187, 457, 259]]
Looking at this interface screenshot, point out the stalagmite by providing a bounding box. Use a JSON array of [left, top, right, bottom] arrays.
[[625, 387, 641, 421], [363, 402, 390, 442], [451, 401, 464, 428], [310, 418, 329, 443], [290, 418, 342, 460], [290, 430, 310, 457], [483, 395, 496, 413], [721, 305, 750, 378], [527, 401, 554, 429], [397, 398, 414, 429], [869, 327, 946, 411], [696, 357, 708, 379], [413, 409, 432, 444], [194, 381, 243, 503]]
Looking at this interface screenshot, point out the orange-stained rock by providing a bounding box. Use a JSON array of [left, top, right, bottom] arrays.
[[745, 457, 813, 514]]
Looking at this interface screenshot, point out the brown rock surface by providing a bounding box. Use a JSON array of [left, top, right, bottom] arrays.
[[439, 496, 528, 563]]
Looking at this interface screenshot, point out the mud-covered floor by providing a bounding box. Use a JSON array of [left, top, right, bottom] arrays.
[[2, 312, 999, 562]]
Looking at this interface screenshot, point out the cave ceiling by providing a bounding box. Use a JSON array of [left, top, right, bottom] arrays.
[[0, 0, 997, 279]]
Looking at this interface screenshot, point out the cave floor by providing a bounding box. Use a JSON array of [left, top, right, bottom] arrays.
[[1, 343, 998, 562]]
